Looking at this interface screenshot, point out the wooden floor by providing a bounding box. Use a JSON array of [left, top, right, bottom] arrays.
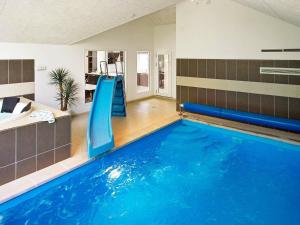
[[71, 97, 179, 156]]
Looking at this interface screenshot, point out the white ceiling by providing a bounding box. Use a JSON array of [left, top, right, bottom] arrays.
[[233, 0, 300, 28], [145, 5, 176, 26], [0, 0, 180, 44]]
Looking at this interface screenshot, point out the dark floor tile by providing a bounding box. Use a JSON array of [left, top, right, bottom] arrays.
[[22, 59, 34, 82], [237, 60, 249, 81], [17, 124, 37, 161], [206, 89, 216, 106], [275, 96, 288, 118], [249, 60, 260, 82], [237, 92, 249, 112], [0, 164, 15, 185], [261, 95, 275, 116], [0, 60, 8, 84], [206, 60, 216, 79], [288, 61, 300, 84], [289, 60, 300, 68], [0, 129, 15, 167], [180, 86, 188, 104], [37, 151, 54, 170], [37, 122, 55, 154], [188, 59, 197, 77], [275, 60, 289, 68], [275, 75, 289, 84], [289, 98, 300, 120], [249, 94, 260, 114], [55, 144, 71, 163], [181, 59, 189, 77], [226, 91, 237, 110], [289, 76, 300, 85], [198, 59, 206, 78], [9, 60, 22, 83], [227, 60, 237, 80], [216, 60, 226, 79], [176, 59, 181, 77], [55, 116, 71, 148], [176, 86, 181, 111], [16, 157, 36, 178], [274, 60, 289, 84], [197, 88, 206, 104], [23, 94, 35, 101], [216, 90, 226, 108], [260, 60, 274, 83], [188, 87, 197, 104]]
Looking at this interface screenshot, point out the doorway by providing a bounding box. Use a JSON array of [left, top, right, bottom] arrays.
[[155, 52, 171, 97]]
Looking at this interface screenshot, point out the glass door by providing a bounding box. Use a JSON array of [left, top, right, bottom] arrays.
[[156, 53, 170, 97], [137, 51, 150, 93]]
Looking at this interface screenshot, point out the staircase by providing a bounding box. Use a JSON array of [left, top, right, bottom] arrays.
[[100, 60, 127, 117], [112, 75, 126, 117]]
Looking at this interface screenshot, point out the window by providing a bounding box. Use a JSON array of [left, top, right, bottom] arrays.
[[137, 51, 150, 93]]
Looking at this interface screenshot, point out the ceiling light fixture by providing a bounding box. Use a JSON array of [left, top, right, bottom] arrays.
[[190, 0, 211, 5]]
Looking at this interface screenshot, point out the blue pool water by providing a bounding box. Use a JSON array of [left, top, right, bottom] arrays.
[[1, 120, 300, 225]]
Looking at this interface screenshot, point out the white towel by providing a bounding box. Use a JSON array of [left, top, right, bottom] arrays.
[[30, 110, 55, 123]]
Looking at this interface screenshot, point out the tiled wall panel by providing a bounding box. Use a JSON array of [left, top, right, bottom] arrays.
[[177, 85, 300, 121], [0, 59, 35, 99], [178, 59, 300, 85], [0, 116, 71, 186], [176, 58, 300, 123]]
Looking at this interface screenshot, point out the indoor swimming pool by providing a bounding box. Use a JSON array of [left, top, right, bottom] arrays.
[[1, 120, 300, 225]]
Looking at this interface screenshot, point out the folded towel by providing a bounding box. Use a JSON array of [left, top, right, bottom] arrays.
[[30, 110, 55, 123]]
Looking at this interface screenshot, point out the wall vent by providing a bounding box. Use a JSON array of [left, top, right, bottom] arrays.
[[260, 67, 300, 76]]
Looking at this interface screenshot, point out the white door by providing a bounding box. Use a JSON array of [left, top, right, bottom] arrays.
[[155, 53, 171, 97]]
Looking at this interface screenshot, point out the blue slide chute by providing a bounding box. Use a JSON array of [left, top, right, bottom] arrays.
[[87, 76, 116, 158], [183, 102, 300, 132]]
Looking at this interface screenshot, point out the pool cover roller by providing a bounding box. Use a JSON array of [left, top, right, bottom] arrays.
[[183, 102, 300, 132]]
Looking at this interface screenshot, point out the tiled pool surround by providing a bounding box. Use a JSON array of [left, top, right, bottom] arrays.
[[0, 116, 71, 185]]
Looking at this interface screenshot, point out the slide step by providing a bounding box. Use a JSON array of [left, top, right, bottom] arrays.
[[112, 105, 125, 112], [112, 112, 126, 117], [113, 97, 124, 105], [114, 89, 123, 97]]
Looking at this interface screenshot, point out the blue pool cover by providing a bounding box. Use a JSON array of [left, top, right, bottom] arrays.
[[183, 103, 300, 132], [1, 120, 300, 225]]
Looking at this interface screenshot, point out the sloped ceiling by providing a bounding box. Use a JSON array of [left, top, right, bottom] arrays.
[[0, 0, 180, 44], [233, 0, 300, 28], [145, 5, 176, 26]]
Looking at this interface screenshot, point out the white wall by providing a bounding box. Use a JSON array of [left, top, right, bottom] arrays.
[[153, 24, 176, 98], [176, 0, 300, 60], [0, 17, 156, 114], [75, 17, 155, 106], [0, 43, 85, 113], [0, 14, 178, 114]]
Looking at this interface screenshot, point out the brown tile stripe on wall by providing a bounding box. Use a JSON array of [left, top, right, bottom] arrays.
[[0, 59, 35, 84], [177, 59, 300, 85], [176, 85, 300, 121], [0, 116, 71, 186]]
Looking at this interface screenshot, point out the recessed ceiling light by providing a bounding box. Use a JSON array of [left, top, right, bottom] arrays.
[[190, 0, 211, 5]]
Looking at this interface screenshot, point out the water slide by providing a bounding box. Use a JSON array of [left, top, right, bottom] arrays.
[[87, 76, 116, 158]]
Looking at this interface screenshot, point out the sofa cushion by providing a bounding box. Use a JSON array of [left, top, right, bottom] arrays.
[[1, 97, 20, 113]]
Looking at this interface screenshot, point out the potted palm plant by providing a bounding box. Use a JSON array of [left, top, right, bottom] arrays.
[[50, 68, 79, 112]]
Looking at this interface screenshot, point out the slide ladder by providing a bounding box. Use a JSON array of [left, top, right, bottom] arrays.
[[100, 61, 126, 117], [112, 61, 126, 117]]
